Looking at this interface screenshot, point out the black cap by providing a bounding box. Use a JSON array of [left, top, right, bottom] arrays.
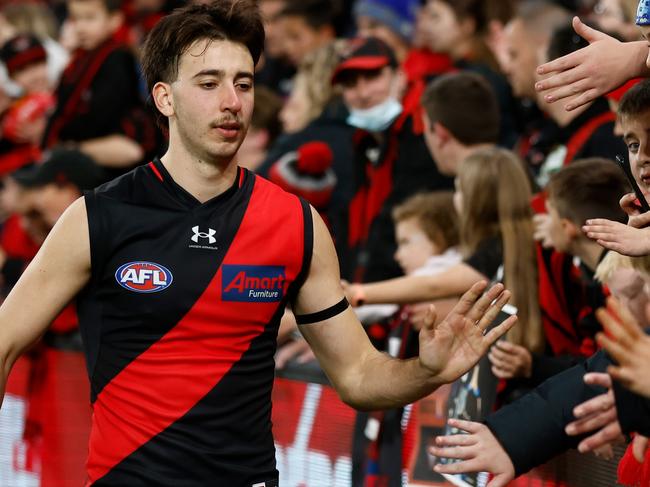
[[12, 148, 105, 191], [0, 34, 46, 76], [331, 37, 397, 85]]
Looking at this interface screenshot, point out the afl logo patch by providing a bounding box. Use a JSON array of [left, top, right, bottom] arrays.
[[115, 262, 173, 293]]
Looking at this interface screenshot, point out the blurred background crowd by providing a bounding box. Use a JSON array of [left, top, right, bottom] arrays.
[[1, 0, 650, 486]]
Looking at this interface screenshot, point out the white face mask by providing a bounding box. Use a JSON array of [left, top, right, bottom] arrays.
[[346, 97, 403, 132]]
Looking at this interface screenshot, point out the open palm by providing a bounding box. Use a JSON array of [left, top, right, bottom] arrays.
[[418, 282, 517, 384]]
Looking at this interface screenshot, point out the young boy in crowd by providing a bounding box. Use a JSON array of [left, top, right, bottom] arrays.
[[492, 158, 629, 385], [346, 191, 464, 486], [430, 152, 647, 486], [584, 79, 650, 256], [42, 0, 160, 174], [277, 191, 461, 367]]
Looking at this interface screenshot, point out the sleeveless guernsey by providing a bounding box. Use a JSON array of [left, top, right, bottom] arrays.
[[77, 158, 312, 486]]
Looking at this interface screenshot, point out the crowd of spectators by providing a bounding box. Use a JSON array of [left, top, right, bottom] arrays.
[[2, 0, 650, 486]]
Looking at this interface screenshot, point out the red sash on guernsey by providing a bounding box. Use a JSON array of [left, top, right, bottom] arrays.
[[85, 175, 307, 484]]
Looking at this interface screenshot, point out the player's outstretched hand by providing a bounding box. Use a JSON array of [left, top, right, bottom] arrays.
[[430, 418, 515, 487], [597, 297, 650, 398], [583, 218, 650, 256], [535, 17, 645, 112], [565, 372, 625, 453], [418, 281, 517, 385]]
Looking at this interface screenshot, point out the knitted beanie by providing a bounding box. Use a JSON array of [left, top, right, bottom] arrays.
[[268, 141, 337, 209], [353, 0, 419, 41]]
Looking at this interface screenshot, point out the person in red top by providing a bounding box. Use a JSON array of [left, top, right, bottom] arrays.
[[0, 2, 516, 485]]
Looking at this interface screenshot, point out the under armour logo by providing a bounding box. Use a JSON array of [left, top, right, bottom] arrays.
[[191, 226, 217, 244]]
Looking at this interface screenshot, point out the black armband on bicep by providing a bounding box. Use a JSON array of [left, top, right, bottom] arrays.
[[295, 297, 349, 325]]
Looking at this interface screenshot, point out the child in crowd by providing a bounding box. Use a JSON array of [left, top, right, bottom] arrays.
[[276, 191, 461, 365], [42, 0, 160, 174], [352, 191, 462, 487], [354, 191, 461, 328], [583, 79, 650, 256], [344, 147, 543, 357], [490, 158, 630, 394], [596, 258, 650, 400], [595, 251, 650, 329]]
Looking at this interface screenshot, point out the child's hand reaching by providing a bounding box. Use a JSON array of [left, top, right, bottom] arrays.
[[488, 341, 532, 379], [583, 218, 650, 256]]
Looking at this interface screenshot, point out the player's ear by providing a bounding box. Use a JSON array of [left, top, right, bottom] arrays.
[[152, 82, 174, 118]]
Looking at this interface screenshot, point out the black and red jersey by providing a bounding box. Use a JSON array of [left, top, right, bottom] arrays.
[[77, 158, 312, 486]]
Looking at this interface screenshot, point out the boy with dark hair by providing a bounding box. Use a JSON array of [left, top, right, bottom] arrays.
[[420, 71, 500, 175], [276, 0, 339, 66], [353, 190, 461, 486], [0, 1, 516, 485], [42, 0, 160, 173], [584, 79, 650, 256], [491, 159, 628, 393], [547, 158, 630, 237]]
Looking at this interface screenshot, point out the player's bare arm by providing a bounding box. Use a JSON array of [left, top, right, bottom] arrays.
[[293, 207, 517, 411], [0, 197, 91, 407]]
